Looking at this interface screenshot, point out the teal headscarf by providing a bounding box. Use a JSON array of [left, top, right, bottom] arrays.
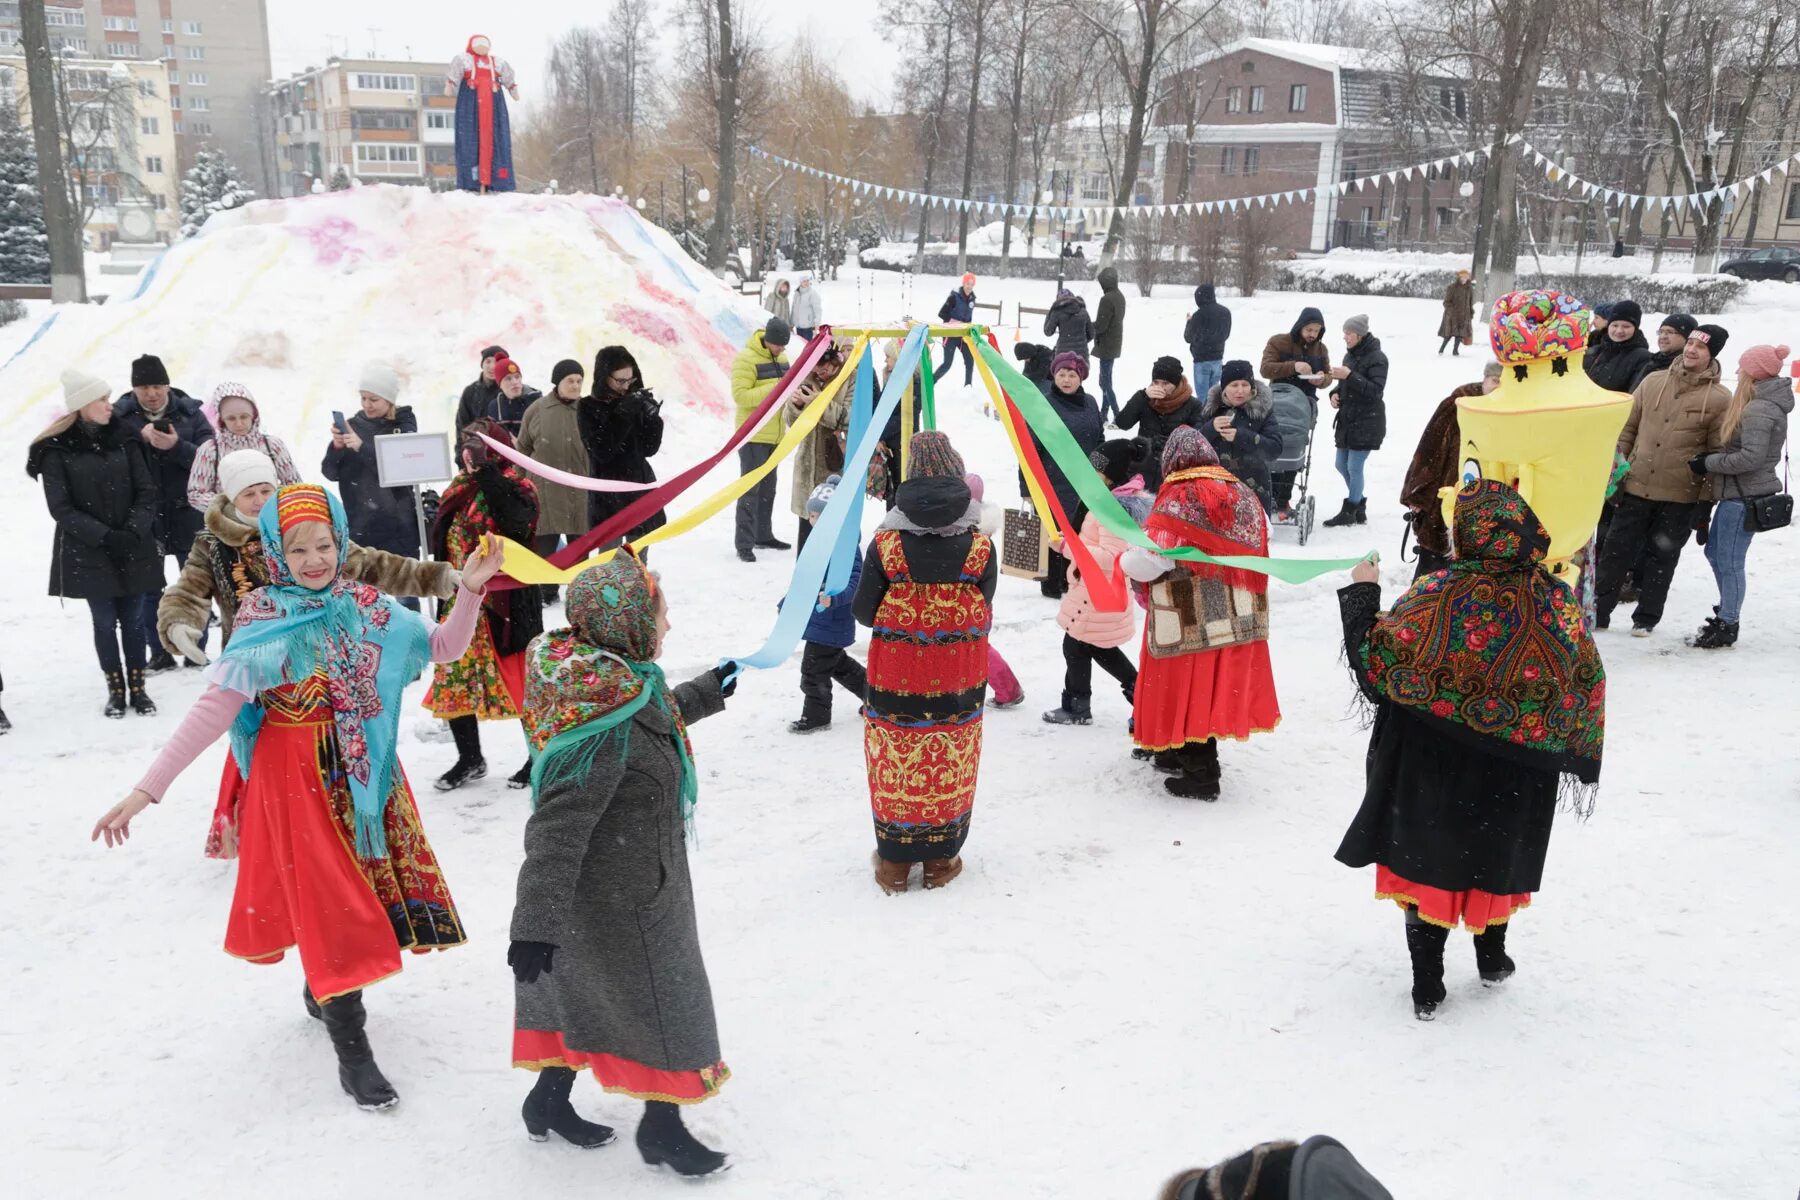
[[206, 484, 432, 858]]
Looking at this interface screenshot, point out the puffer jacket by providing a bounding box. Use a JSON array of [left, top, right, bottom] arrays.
[[791, 283, 824, 330], [26, 417, 164, 600], [730, 329, 790, 446], [1091, 267, 1125, 359], [1198, 381, 1283, 511], [796, 539, 863, 649], [1618, 360, 1730, 503], [1583, 330, 1655, 395], [1333, 334, 1388, 451], [1043, 292, 1093, 358], [1056, 486, 1150, 648], [1702, 375, 1793, 501]]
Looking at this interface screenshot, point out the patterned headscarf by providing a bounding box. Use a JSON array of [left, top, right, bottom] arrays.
[[1361, 477, 1604, 799], [209, 484, 432, 857], [523, 552, 699, 831], [1147, 427, 1268, 593], [906, 430, 966, 480], [1489, 289, 1590, 371]]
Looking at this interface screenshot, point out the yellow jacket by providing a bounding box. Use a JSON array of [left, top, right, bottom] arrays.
[[730, 330, 790, 446]]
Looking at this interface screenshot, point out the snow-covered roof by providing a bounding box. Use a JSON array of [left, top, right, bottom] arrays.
[[1214, 37, 1382, 73]]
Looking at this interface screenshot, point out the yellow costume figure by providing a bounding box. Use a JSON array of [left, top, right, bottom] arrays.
[[1446, 290, 1632, 578]]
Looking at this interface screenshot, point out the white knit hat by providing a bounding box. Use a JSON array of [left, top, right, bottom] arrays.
[[358, 361, 400, 405], [210, 380, 256, 407], [218, 449, 279, 504], [62, 368, 111, 413]]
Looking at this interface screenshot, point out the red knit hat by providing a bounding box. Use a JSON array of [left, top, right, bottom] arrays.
[[493, 355, 522, 380]]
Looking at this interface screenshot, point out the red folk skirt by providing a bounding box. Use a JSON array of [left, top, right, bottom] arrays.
[[1130, 636, 1281, 752], [1374, 865, 1531, 934], [226, 679, 466, 1002], [512, 1030, 730, 1105]]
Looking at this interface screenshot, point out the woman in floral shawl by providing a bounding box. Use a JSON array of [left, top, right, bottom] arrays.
[[92, 484, 503, 1110], [424, 417, 542, 790], [1336, 476, 1604, 1021], [1121, 426, 1281, 800], [508, 551, 739, 1176]]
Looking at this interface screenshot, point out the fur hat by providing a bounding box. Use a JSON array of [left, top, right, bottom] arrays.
[[219, 449, 279, 504], [1221, 359, 1254, 387], [764, 316, 792, 347], [550, 358, 584, 388], [1050, 351, 1089, 381], [130, 354, 169, 387], [1658, 313, 1697, 339], [358, 361, 400, 404], [1152, 356, 1184, 384], [906, 430, 965, 480], [1737, 343, 1790, 381], [805, 474, 840, 516], [62, 368, 111, 412], [1690, 323, 1729, 359]]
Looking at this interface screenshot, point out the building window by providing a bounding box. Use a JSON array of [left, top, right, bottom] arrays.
[[172, 120, 183, 133], [1249, 86, 1265, 113], [153, 193, 167, 210], [353, 73, 418, 92], [1219, 146, 1237, 175], [1787, 183, 1800, 221], [1289, 84, 1307, 112], [184, 20, 203, 36], [140, 117, 159, 135], [168, 71, 180, 84], [1244, 146, 1260, 175], [45, 6, 84, 27], [106, 42, 139, 58], [162, 19, 172, 34], [1226, 86, 1241, 114], [185, 45, 205, 60], [187, 97, 210, 111], [52, 34, 87, 52], [188, 119, 213, 135], [354, 143, 423, 175], [136, 79, 156, 98], [425, 110, 454, 130], [103, 16, 138, 31], [170, 95, 181, 109], [188, 72, 208, 85], [351, 110, 414, 130], [426, 145, 454, 165], [145, 155, 164, 174], [0, 29, 15, 48]]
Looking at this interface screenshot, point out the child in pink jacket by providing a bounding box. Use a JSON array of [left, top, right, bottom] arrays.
[[1043, 440, 1154, 725], [967, 473, 1024, 708]]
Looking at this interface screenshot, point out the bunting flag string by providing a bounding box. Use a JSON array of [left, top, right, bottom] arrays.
[[745, 136, 1800, 224]]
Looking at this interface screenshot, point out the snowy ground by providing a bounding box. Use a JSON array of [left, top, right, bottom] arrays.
[[5, 259, 1800, 1199]]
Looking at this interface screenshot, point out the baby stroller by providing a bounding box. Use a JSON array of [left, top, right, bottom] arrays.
[[1267, 382, 1319, 545]]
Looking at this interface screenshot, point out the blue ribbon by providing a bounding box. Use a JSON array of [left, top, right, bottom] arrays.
[[821, 351, 875, 599], [726, 327, 928, 675]]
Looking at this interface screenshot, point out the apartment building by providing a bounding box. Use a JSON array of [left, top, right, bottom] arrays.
[[0, 53, 180, 246], [0, 1, 271, 188], [262, 57, 457, 197]]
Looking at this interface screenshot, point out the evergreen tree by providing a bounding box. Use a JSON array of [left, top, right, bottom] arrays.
[[179, 148, 256, 238], [0, 105, 49, 285], [794, 207, 823, 274], [329, 166, 351, 191]]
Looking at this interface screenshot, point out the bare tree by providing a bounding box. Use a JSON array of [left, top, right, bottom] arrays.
[[18, 0, 82, 300], [546, 28, 606, 193], [676, 0, 767, 270], [887, 0, 960, 275], [952, 0, 997, 273]]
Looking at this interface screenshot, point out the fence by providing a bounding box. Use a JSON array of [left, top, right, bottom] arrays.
[[970, 300, 1003, 326]]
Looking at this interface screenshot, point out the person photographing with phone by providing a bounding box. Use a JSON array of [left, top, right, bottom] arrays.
[[321, 363, 424, 600]]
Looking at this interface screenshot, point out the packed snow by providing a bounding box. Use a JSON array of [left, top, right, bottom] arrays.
[[3, 195, 1799, 1199]]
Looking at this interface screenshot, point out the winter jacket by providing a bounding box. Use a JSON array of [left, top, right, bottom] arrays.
[[1617, 360, 1730, 504], [515, 391, 591, 537], [1583, 331, 1655, 395], [511, 669, 729, 1075], [1199, 380, 1284, 511], [456, 377, 501, 436], [1056, 501, 1144, 649], [1014, 341, 1054, 389], [1646, 347, 1680, 376], [1042, 292, 1093, 358], [1260, 308, 1331, 399], [790, 283, 823, 330], [1184, 284, 1231, 363], [578, 388, 666, 537], [156, 493, 455, 658], [798, 538, 863, 648], [1024, 381, 1104, 520], [938, 287, 976, 324], [113, 388, 212, 553], [1333, 334, 1389, 451], [765, 286, 792, 323], [1437, 280, 1474, 341], [1702, 375, 1793, 502], [1117, 379, 1206, 464], [785, 368, 853, 519], [28, 417, 165, 600], [730, 329, 790, 447], [320, 404, 423, 557], [1400, 383, 1485, 557], [854, 476, 998, 626], [1091, 267, 1125, 359], [186, 408, 301, 512], [486, 385, 541, 441]]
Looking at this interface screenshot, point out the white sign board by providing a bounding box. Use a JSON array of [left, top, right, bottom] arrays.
[[374, 432, 454, 489]]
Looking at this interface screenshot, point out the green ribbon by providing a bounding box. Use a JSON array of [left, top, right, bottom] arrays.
[[920, 340, 938, 431], [971, 338, 1372, 584]]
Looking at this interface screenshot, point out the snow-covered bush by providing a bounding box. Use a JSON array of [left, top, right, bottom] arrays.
[[1271, 260, 1746, 313], [179, 149, 256, 238], [0, 296, 26, 326]]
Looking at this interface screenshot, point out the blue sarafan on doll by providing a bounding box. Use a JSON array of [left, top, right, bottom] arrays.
[[1446, 289, 1633, 577]]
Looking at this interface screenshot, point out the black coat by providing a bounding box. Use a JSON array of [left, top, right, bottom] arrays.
[[579, 389, 667, 538], [1013, 342, 1054, 389], [1333, 335, 1388, 451], [456, 377, 500, 436], [1091, 267, 1125, 359], [112, 389, 211, 555], [1334, 583, 1558, 894], [1198, 381, 1284, 513], [27, 418, 165, 600], [486, 385, 541, 440], [1042, 294, 1093, 358], [1584, 331, 1655, 394], [320, 406, 422, 557], [1116, 383, 1206, 464], [1183, 285, 1232, 363], [1023, 381, 1104, 518]]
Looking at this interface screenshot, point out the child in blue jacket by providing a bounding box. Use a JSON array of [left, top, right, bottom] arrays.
[[791, 476, 868, 733]]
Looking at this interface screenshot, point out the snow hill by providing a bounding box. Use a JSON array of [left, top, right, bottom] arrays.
[[0, 187, 763, 445]]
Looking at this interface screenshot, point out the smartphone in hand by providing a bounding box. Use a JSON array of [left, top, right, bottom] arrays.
[[331, 411, 348, 433]]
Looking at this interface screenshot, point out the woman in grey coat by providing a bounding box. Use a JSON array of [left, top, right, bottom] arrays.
[[1691, 343, 1793, 648], [508, 550, 739, 1176]]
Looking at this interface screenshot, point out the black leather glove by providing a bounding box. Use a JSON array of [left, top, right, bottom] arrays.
[[1693, 505, 1713, 547], [103, 529, 137, 556], [1687, 453, 1710, 477], [711, 661, 740, 699], [507, 940, 556, 984]]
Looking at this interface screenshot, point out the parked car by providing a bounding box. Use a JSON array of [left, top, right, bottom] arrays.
[[1718, 246, 1800, 282]]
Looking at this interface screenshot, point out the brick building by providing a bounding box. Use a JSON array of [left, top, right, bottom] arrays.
[[262, 57, 457, 197]]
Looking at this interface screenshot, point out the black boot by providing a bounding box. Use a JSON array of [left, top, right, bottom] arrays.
[[522, 1066, 616, 1148], [145, 649, 179, 674], [1041, 691, 1093, 726], [0, 702, 9, 733], [1322, 499, 1359, 527], [637, 1100, 729, 1177], [1693, 617, 1740, 649], [1404, 909, 1450, 1021], [128, 667, 156, 716], [435, 716, 487, 791], [1352, 499, 1368, 525], [104, 671, 126, 719], [508, 761, 533, 789], [1164, 739, 1220, 799], [789, 711, 832, 734], [1473, 923, 1516, 985], [320, 991, 398, 1110], [303, 983, 323, 1020]]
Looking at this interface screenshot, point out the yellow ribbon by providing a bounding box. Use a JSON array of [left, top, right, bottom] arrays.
[[976, 347, 1058, 529]]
